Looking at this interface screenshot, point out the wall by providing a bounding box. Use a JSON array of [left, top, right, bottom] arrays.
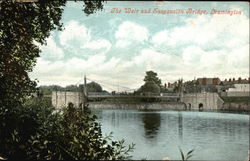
[[221, 102, 250, 112], [51, 91, 184, 110], [51, 91, 248, 112], [227, 91, 250, 97], [52, 91, 84, 109], [228, 84, 249, 92], [226, 84, 250, 96], [89, 102, 186, 110], [181, 92, 222, 110], [217, 94, 224, 109], [220, 91, 250, 97]]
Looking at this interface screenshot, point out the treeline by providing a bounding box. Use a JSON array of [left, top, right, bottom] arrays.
[[38, 71, 174, 97], [38, 82, 106, 96]]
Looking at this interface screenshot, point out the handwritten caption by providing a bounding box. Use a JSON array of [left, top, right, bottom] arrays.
[[110, 8, 242, 16]]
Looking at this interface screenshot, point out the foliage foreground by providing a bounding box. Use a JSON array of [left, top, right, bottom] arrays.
[[0, 98, 135, 160], [0, 1, 135, 160]]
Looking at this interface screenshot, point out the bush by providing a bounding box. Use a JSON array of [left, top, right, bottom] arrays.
[[0, 98, 52, 159], [0, 98, 135, 160], [140, 81, 161, 94]]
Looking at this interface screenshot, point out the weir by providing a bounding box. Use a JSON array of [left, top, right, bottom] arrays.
[[51, 76, 249, 112], [180, 92, 224, 110]]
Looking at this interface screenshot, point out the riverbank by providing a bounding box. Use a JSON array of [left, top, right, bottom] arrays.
[[221, 102, 250, 112], [88, 102, 250, 114], [89, 102, 186, 110]]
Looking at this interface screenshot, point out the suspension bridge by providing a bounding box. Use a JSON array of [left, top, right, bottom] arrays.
[[75, 76, 180, 99], [52, 75, 181, 109]]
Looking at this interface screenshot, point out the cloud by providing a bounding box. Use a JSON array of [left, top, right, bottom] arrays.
[[182, 46, 203, 65], [115, 40, 131, 48], [39, 37, 64, 60], [179, 44, 249, 79], [32, 54, 121, 87], [226, 44, 249, 69], [32, 41, 248, 90], [57, 20, 113, 59], [115, 21, 149, 48], [149, 12, 249, 81], [31, 4, 249, 90], [59, 20, 91, 48], [151, 13, 249, 48], [133, 48, 171, 69], [81, 39, 112, 52], [151, 30, 176, 47]]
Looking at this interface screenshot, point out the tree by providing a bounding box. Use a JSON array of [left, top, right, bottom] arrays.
[[0, 0, 136, 160], [39, 85, 64, 95], [86, 81, 103, 92], [0, 1, 68, 157], [25, 103, 135, 160], [0, 0, 104, 108], [65, 85, 79, 91], [173, 79, 183, 93], [79, 81, 103, 93], [0, 97, 135, 160], [143, 71, 162, 87], [140, 81, 160, 94], [0, 0, 67, 107], [137, 71, 161, 95], [0, 97, 55, 159]]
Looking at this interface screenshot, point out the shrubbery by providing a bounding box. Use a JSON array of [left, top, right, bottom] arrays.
[[0, 98, 134, 160], [0, 1, 135, 160]]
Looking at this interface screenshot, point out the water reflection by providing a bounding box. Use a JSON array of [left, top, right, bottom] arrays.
[[178, 111, 183, 142], [141, 112, 161, 139], [96, 110, 249, 160]]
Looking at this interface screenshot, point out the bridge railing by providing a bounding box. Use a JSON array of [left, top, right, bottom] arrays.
[[88, 92, 111, 96], [87, 92, 180, 98], [160, 93, 180, 97]]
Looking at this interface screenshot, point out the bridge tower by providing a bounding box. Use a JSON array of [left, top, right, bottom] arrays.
[[179, 78, 184, 102], [82, 75, 88, 108]]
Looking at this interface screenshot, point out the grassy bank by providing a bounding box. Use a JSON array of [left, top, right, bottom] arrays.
[[221, 96, 250, 103]]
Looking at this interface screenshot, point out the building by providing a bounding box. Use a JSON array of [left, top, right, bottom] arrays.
[[228, 84, 250, 92], [52, 91, 85, 109], [196, 77, 221, 85], [222, 77, 250, 85], [226, 84, 250, 97], [183, 78, 220, 93]]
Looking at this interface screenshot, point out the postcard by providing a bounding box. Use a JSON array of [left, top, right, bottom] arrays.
[[0, 1, 249, 161]]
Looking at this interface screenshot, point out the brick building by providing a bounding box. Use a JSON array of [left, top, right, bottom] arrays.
[[196, 77, 221, 86], [222, 77, 250, 85]]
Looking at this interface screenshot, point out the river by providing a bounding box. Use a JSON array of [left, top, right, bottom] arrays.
[[93, 109, 249, 160]]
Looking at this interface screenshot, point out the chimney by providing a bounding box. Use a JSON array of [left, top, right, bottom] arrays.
[[202, 78, 207, 85], [229, 78, 231, 82], [164, 83, 167, 88], [233, 78, 235, 82], [216, 78, 218, 85], [238, 77, 241, 83], [168, 82, 170, 88]]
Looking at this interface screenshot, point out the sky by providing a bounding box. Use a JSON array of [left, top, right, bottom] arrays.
[[29, 1, 249, 92]]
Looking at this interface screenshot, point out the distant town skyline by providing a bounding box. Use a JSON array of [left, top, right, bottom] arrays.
[[30, 1, 249, 91]]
